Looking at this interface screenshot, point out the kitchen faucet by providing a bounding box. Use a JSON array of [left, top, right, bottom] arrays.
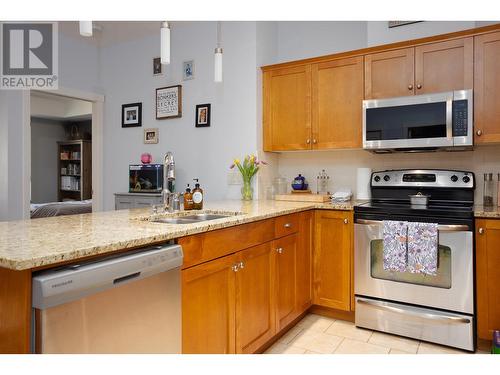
[[162, 152, 180, 212]]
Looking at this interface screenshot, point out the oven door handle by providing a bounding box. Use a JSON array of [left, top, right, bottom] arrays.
[[355, 219, 469, 232], [357, 298, 471, 324]]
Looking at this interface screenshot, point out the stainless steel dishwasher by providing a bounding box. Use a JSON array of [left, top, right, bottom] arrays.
[[31, 243, 183, 354]]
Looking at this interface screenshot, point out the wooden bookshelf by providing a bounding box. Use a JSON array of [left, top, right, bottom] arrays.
[[57, 140, 92, 201]]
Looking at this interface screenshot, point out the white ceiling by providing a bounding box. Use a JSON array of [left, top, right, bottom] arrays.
[[58, 21, 176, 47]]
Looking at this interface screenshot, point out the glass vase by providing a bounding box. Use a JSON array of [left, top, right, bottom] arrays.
[[241, 178, 254, 201]]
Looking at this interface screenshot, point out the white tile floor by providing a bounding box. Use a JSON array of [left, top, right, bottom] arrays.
[[265, 314, 489, 354]]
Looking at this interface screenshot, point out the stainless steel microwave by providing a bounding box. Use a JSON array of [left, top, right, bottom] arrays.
[[362, 89, 473, 153]]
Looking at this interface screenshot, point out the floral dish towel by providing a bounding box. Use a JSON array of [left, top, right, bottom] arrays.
[[383, 220, 408, 272], [407, 222, 438, 275]]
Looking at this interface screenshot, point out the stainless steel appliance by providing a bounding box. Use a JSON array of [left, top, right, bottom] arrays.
[[363, 90, 473, 153], [32, 243, 183, 353], [354, 169, 475, 351]]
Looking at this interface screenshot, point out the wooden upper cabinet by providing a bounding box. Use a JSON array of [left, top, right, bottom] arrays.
[[235, 243, 275, 354], [414, 37, 473, 94], [476, 219, 500, 340], [182, 253, 238, 354], [313, 210, 353, 311], [263, 66, 312, 151], [274, 234, 298, 331], [312, 56, 364, 149], [474, 31, 500, 144], [364, 48, 415, 99]]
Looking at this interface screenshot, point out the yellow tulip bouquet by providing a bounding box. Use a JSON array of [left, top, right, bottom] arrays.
[[230, 154, 267, 200]]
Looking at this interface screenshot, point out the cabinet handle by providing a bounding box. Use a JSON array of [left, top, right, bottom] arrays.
[[312, 139, 317, 144], [284, 223, 292, 228], [276, 247, 283, 254], [416, 84, 422, 89], [479, 228, 485, 235], [231, 264, 239, 272], [306, 139, 311, 144], [476, 129, 483, 136], [344, 218, 349, 224], [238, 261, 245, 269], [408, 84, 413, 90]]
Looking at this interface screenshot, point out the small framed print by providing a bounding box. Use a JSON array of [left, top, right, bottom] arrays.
[[183, 60, 194, 80], [195, 104, 211, 128], [144, 128, 159, 144], [122, 102, 142, 128], [153, 57, 162, 76], [156, 85, 182, 120]]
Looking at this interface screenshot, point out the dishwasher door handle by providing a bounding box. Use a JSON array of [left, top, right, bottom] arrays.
[[113, 272, 141, 284]]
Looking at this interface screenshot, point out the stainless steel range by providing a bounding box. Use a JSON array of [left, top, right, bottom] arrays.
[[354, 169, 475, 351]]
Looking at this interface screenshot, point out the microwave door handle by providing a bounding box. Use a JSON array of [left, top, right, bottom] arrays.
[[355, 219, 469, 232]]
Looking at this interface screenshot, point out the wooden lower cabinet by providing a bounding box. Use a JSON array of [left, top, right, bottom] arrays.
[[313, 210, 353, 311], [296, 211, 313, 312], [235, 243, 275, 353], [476, 219, 500, 340], [274, 234, 298, 331], [182, 253, 238, 354]]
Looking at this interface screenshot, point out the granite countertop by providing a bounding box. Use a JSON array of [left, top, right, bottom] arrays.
[[474, 205, 500, 218], [0, 199, 357, 271]]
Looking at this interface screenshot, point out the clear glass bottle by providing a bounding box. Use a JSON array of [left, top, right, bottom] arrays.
[[483, 173, 496, 207], [316, 169, 330, 194]]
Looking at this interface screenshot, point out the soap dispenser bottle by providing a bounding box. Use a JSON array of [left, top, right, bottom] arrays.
[[192, 179, 204, 210], [184, 184, 194, 210]]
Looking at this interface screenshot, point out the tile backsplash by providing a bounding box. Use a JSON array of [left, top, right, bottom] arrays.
[[274, 145, 500, 204]]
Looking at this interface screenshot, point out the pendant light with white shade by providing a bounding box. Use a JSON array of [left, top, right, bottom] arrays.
[[161, 21, 171, 65], [79, 21, 93, 37], [214, 21, 223, 83]]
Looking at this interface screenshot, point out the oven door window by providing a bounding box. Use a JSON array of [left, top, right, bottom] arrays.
[[370, 239, 451, 289], [365, 102, 447, 141]]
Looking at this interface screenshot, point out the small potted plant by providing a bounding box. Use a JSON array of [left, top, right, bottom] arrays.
[[230, 155, 266, 200]]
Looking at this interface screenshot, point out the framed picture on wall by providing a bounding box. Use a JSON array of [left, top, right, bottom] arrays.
[[144, 128, 159, 144], [156, 85, 182, 119], [122, 102, 142, 128], [195, 104, 211, 128], [183, 60, 194, 80], [153, 57, 163, 76]]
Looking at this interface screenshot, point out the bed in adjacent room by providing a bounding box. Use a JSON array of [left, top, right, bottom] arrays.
[[30, 200, 92, 219]]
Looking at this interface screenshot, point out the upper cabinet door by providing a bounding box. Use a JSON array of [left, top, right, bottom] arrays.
[[312, 56, 364, 149], [263, 66, 312, 151], [474, 31, 500, 144], [415, 37, 473, 94], [364, 48, 415, 99]]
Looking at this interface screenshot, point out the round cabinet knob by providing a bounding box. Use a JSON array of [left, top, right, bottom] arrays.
[[462, 176, 471, 183], [383, 175, 391, 182], [408, 84, 413, 90], [476, 130, 483, 136], [479, 228, 485, 235], [276, 247, 283, 254], [343, 218, 349, 224], [239, 261, 245, 269], [417, 84, 422, 89], [306, 139, 311, 144], [231, 264, 239, 272], [451, 175, 458, 182], [374, 175, 381, 182], [312, 139, 317, 144]]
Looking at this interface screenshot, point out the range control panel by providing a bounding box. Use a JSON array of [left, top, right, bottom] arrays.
[[371, 169, 474, 189]]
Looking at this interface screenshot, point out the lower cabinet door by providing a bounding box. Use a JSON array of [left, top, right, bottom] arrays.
[[235, 243, 276, 353], [313, 210, 352, 311], [182, 253, 238, 354], [275, 234, 298, 331]]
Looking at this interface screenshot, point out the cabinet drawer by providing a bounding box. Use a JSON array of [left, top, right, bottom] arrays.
[[275, 213, 299, 238], [180, 219, 275, 269]]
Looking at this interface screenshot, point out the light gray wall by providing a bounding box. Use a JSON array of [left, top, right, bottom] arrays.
[[100, 21, 260, 210], [30, 118, 67, 204], [0, 92, 7, 221]]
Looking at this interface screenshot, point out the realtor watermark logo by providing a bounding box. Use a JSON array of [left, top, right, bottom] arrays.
[[0, 22, 58, 90]]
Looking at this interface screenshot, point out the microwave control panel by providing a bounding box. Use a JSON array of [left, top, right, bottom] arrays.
[[452, 100, 469, 137]]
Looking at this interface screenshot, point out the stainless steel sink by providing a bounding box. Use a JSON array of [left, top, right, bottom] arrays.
[[151, 212, 237, 225]]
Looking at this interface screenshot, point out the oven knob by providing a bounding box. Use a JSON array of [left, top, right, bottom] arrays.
[[463, 176, 471, 183], [451, 175, 458, 182], [383, 175, 390, 182], [374, 175, 381, 182]]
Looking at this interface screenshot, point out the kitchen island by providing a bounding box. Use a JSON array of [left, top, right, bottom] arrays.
[[0, 199, 356, 353]]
